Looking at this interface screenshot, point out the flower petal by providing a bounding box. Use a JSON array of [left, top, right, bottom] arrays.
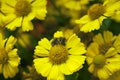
[[1, 1, 15, 14], [88, 64, 94, 73], [80, 19, 100, 33], [68, 43, 86, 55], [5, 36, 17, 52], [34, 58, 52, 77], [54, 31, 64, 38], [75, 15, 90, 24], [6, 17, 22, 30], [22, 17, 33, 31], [48, 65, 63, 80], [97, 67, 110, 79], [87, 43, 99, 58], [59, 63, 72, 75], [114, 35, 120, 53], [38, 38, 51, 50], [66, 34, 80, 49], [103, 31, 116, 44], [93, 33, 104, 45], [34, 46, 49, 57], [66, 55, 86, 73]]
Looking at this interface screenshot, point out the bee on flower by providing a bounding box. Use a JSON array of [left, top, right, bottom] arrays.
[[86, 31, 120, 80], [0, 33, 20, 79], [33, 31, 86, 80]]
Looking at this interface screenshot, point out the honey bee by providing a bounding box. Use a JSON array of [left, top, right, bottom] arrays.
[[51, 37, 66, 46]]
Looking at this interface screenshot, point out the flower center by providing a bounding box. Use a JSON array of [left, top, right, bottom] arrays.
[[88, 4, 106, 20], [49, 45, 68, 64], [93, 55, 106, 68], [99, 43, 112, 54], [0, 48, 9, 64], [15, 0, 31, 16]]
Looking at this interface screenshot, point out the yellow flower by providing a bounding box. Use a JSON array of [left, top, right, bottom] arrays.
[[1, 0, 47, 31], [86, 31, 120, 80], [33, 31, 86, 80], [0, 33, 20, 79], [75, 1, 120, 32]]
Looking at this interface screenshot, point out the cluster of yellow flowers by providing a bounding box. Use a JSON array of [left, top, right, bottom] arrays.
[[0, 0, 120, 80]]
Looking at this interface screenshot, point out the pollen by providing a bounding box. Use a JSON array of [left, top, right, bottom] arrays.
[[15, 0, 31, 16], [93, 55, 106, 68], [0, 48, 9, 64], [88, 4, 106, 20], [49, 44, 68, 64]]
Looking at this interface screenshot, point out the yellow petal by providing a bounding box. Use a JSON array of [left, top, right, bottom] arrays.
[[34, 9, 47, 20], [66, 34, 80, 49], [34, 46, 49, 57], [54, 31, 64, 38], [6, 64, 18, 78], [8, 49, 17, 57], [31, 0, 47, 7], [0, 33, 6, 47], [1, 2, 15, 14], [5, 36, 17, 52], [26, 12, 35, 20], [22, 17, 33, 31], [3, 64, 9, 79], [68, 43, 86, 55], [75, 15, 90, 24], [97, 67, 110, 79], [48, 65, 62, 79], [31, 0, 47, 20], [34, 58, 52, 77], [59, 63, 72, 75], [114, 35, 120, 53], [80, 19, 100, 33], [87, 43, 99, 57], [103, 31, 116, 44], [106, 56, 120, 73], [6, 17, 22, 30], [93, 33, 104, 45], [66, 55, 86, 73], [106, 1, 120, 16], [105, 47, 117, 58], [88, 64, 94, 73], [86, 57, 94, 64], [38, 38, 51, 50]]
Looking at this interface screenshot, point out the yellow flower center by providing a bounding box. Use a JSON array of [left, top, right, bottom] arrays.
[[49, 45, 68, 64], [15, 0, 31, 16], [99, 43, 112, 54], [93, 55, 106, 68], [0, 48, 9, 64], [88, 4, 106, 20]]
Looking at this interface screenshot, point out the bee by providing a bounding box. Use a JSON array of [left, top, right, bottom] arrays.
[[51, 37, 66, 46]]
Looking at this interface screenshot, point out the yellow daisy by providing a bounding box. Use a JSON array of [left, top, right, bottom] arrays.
[[0, 33, 20, 79], [1, 0, 47, 31], [86, 31, 120, 80], [33, 31, 86, 80], [75, 1, 120, 32]]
